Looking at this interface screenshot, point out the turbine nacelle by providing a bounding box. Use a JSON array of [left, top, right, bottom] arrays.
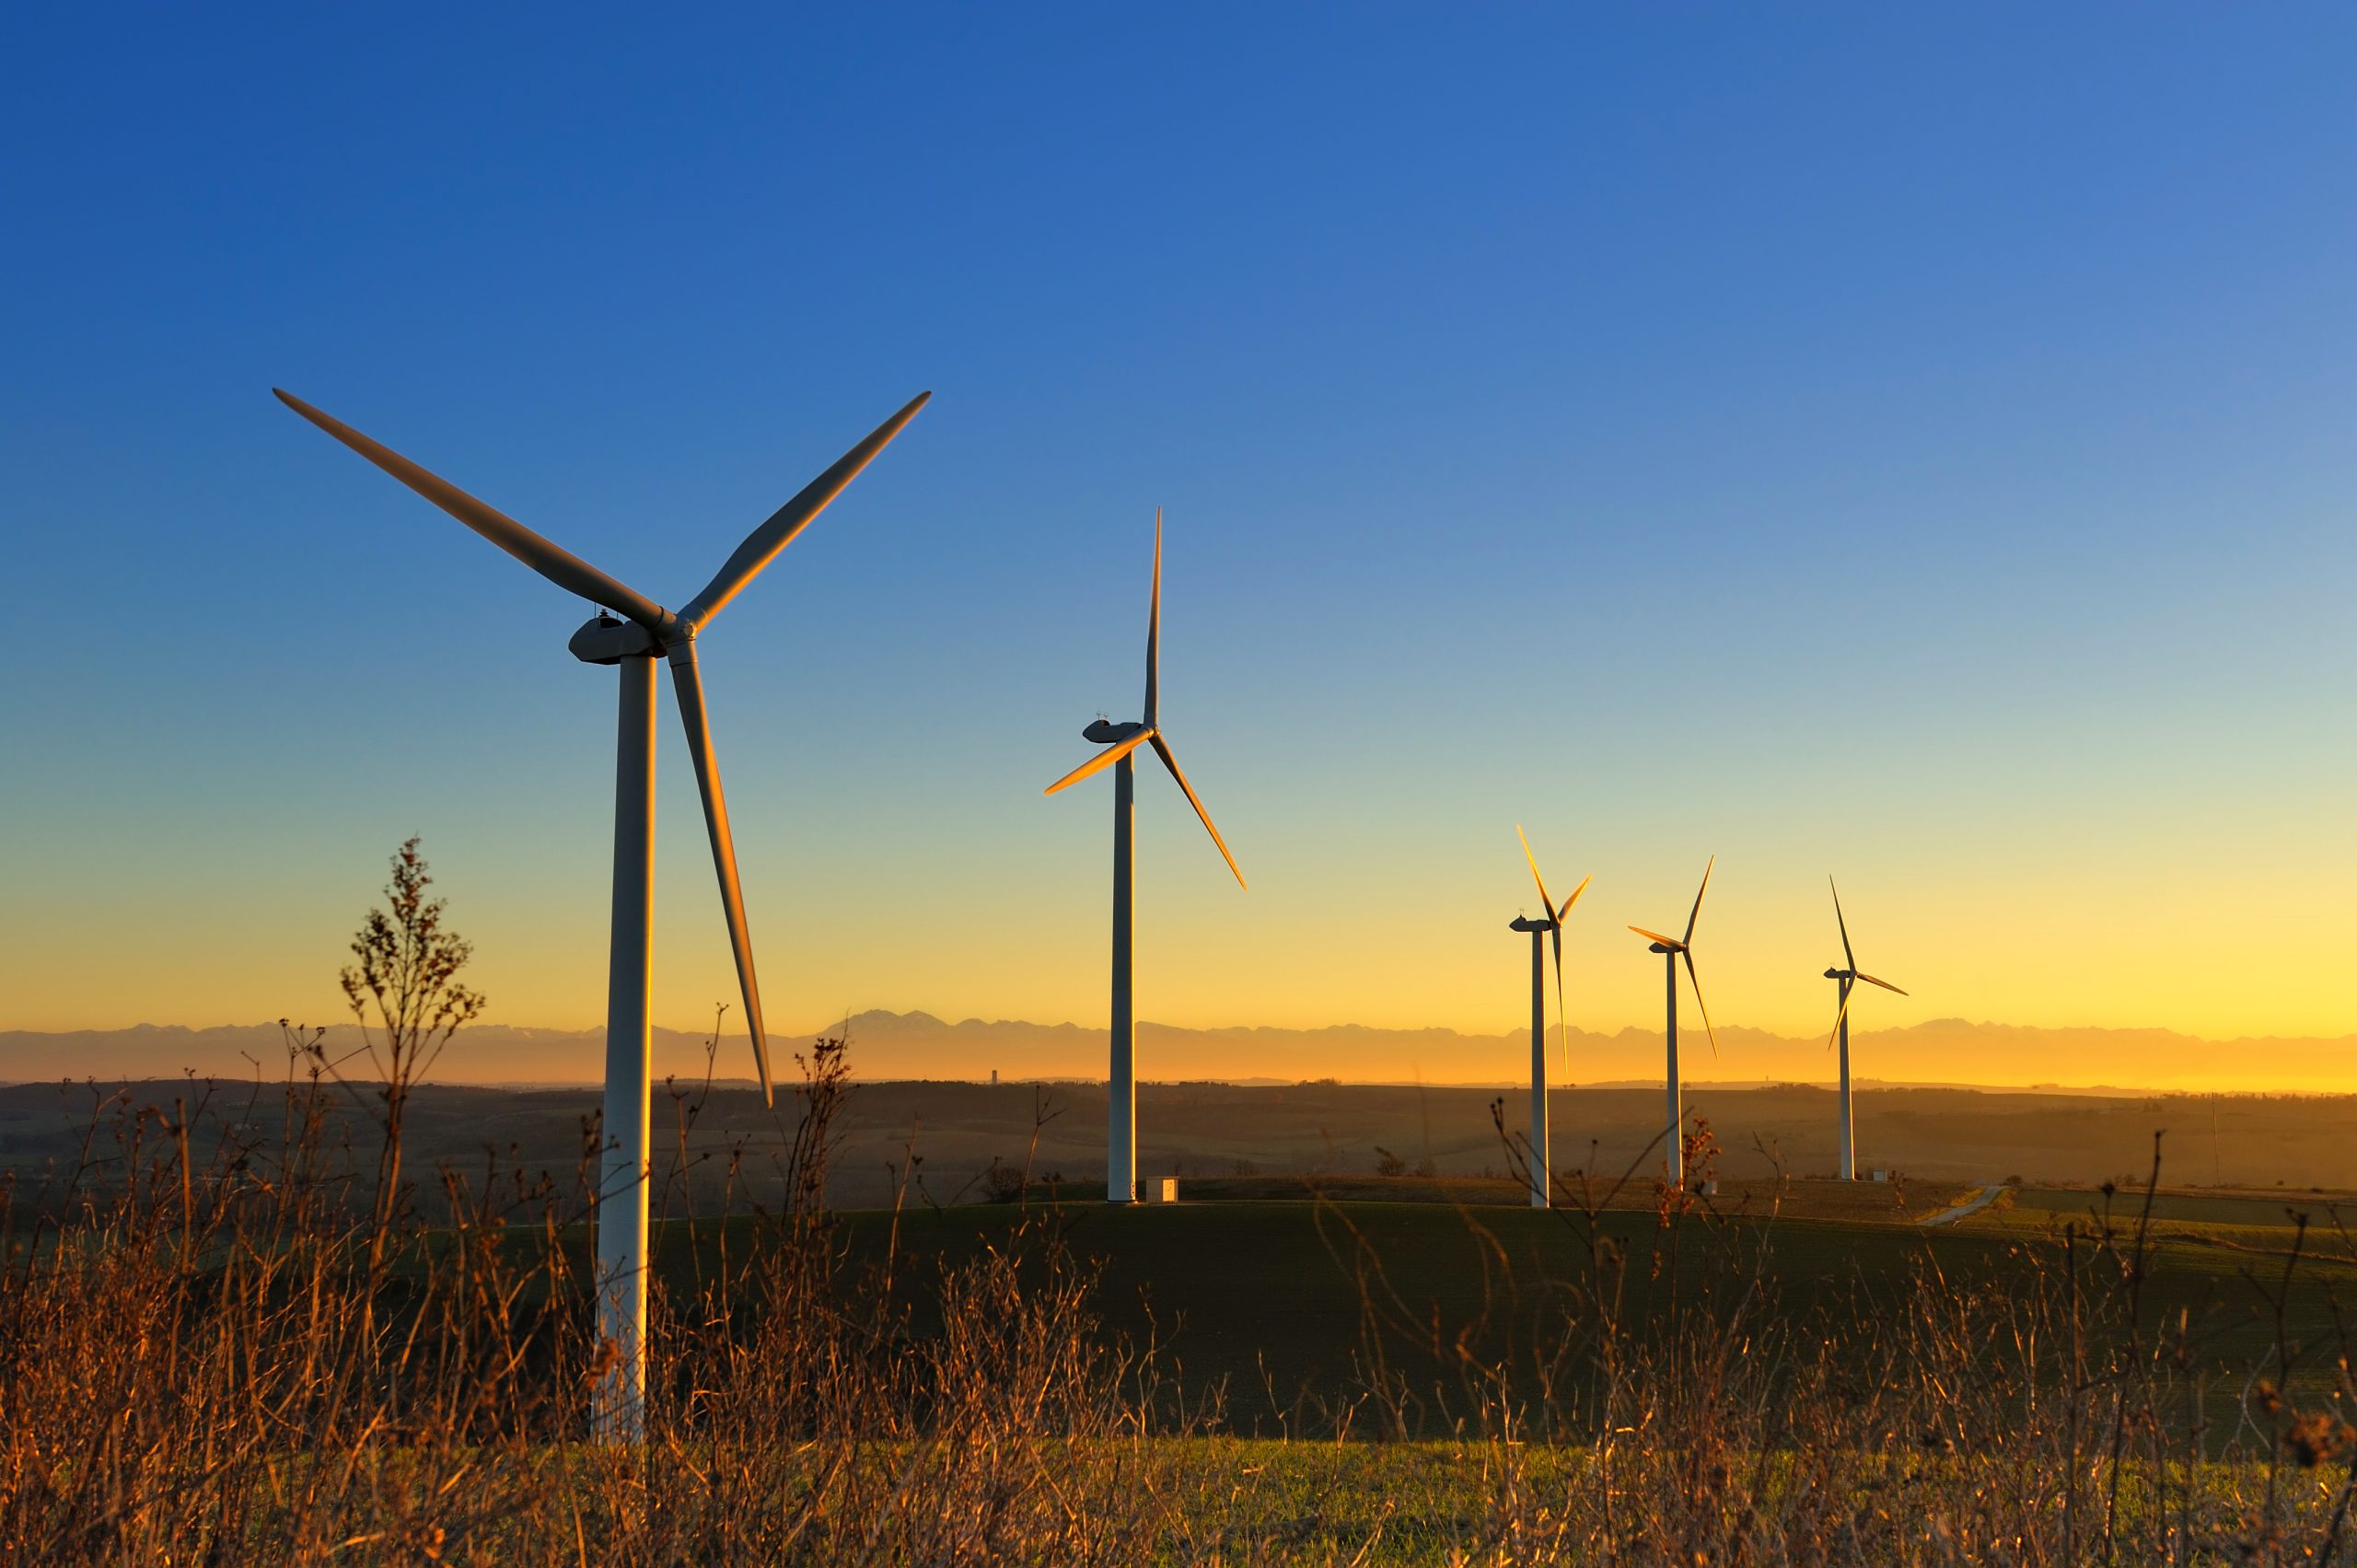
[[1084, 717, 1149, 744], [570, 613, 663, 665], [1508, 914, 1557, 934]]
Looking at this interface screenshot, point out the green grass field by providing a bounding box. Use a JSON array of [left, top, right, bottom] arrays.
[[1072, 1438, 2352, 1565], [641, 1182, 2357, 1432]]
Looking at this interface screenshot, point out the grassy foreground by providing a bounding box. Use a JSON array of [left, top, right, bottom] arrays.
[[4, 1051, 2354, 1563]]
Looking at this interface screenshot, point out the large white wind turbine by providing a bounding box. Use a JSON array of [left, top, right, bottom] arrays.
[[1043, 510, 1244, 1204], [1513, 827, 1590, 1208], [1628, 858, 1719, 1188], [276, 386, 929, 1439], [1823, 877, 1908, 1181]]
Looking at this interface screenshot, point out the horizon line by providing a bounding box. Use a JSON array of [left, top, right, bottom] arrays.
[[8, 1010, 2357, 1047]]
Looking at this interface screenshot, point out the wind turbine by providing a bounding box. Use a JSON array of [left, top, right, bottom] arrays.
[[1513, 827, 1590, 1208], [1824, 877, 1908, 1181], [1043, 510, 1244, 1204], [1628, 858, 1719, 1188], [274, 386, 929, 1440]]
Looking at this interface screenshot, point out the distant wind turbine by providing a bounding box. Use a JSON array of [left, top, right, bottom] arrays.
[[1824, 877, 1908, 1181], [1043, 510, 1244, 1204], [1513, 827, 1590, 1208], [275, 386, 929, 1440], [1629, 857, 1719, 1188]]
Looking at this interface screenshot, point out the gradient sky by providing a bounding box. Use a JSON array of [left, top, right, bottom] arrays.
[[2, 6, 2352, 1070]]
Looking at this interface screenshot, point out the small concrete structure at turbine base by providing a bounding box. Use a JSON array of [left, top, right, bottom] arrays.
[[1043, 510, 1245, 1206], [276, 386, 929, 1443]]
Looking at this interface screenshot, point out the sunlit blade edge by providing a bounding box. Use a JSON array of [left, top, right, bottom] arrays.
[[1148, 733, 1246, 889], [1144, 506, 1161, 726], [1516, 825, 1556, 919], [1558, 873, 1594, 921], [1682, 949, 1719, 1058], [1042, 729, 1154, 795], [1831, 876, 1857, 974], [667, 645, 772, 1106], [1683, 855, 1714, 946], [1550, 934, 1569, 1086], [680, 390, 932, 630], [274, 389, 668, 631]]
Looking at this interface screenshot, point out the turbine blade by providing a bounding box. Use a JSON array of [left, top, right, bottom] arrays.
[[1854, 970, 1909, 995], [666, 641, 773, 1107], [1831, 876, 1856, 975], [1148, 732, 1246, 889], [1628, 925, 1685, 950], [1558, 872, 1594, 921], [1825, 981, 1855, 1051], [274, 389, 669, 633], [1550, 934, 1570, 1087], [1682, 949, 1720, 1058], [1042, 727, 1154, 796], [1516, 825, 1555, 921], [1547, 919, 1565, 1009], [678, 390, 932, 630], [1683, 855, 1715, 947], [1144, 507, 1162, 727]]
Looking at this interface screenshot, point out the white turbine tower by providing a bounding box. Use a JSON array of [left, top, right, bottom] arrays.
[[275, 386, 929, 1439], [1043, 510, 1244, 1204], [1513, 827, 1590, 1208], [1824, 877, 1908, 1181], [1628, 857, 1719, 1188]]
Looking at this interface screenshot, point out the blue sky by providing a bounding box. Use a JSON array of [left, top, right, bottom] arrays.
[[2, 5, 2352, 1056]]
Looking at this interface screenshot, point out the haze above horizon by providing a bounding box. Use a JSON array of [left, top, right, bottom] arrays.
[[6, 1011, 2352, 1097], [2, 6, 2351, 1080]]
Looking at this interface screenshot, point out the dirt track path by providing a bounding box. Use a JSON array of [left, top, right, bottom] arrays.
[[1921, 1182, 2010, 1227]]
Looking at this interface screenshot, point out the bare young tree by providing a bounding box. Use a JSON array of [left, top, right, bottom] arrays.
[[332, 837, 486, 1261]]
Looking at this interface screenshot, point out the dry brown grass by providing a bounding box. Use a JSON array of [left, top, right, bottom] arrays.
[[0, 1036, 1218, 1564], [2, 1045, 2353, 1564]]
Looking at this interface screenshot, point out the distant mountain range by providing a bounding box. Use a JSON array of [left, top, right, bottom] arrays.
[[0, 1011, 2348, 1093]]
